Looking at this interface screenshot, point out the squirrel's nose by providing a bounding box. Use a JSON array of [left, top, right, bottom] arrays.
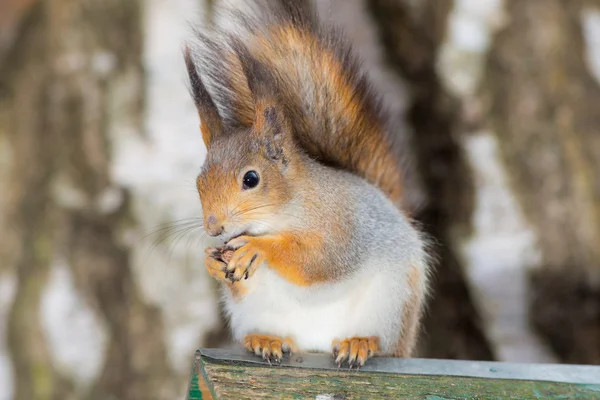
[[205, 214, 224, 237]]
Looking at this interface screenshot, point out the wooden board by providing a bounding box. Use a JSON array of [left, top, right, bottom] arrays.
[[188, 348, 600, 399]]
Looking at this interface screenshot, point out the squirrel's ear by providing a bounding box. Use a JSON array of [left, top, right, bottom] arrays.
[[257, 104, 289, 161], [230, 37, 290, 161], [184, 45, 223, 147], [229, 36, 278, 107]]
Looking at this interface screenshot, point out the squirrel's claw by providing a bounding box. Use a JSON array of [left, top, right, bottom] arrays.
[[331, 337, 379, 369], [243, 334, 296, 366], [204, 247, 220, 257], [204, 255, 230, 283], [225, 236, 264, 281], [262, 348, 272, 365]]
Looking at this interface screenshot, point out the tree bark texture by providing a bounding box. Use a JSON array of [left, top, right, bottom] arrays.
[[0, 0, 176, 399], [483, 0, 600, 364]]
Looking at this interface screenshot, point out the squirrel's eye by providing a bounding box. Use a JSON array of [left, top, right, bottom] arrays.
[[242, 170, 260, 190]]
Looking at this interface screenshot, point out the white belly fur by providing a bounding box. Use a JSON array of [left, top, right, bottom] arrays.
[[223, 260, 412, 354]]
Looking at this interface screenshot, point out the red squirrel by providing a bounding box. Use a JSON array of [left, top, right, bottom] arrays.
[[184, 1, 430, 367]]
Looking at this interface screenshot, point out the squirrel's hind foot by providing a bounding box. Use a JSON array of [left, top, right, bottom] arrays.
[[332, 337, 379, 369], [243, 334, 297, 364]]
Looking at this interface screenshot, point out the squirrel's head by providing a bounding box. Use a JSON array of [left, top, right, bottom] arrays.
[[184, 43, 300, 241]]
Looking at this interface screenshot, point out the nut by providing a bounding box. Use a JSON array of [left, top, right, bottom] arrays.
[[220, 249, 234, 263]]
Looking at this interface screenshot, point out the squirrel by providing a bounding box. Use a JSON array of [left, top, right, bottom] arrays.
[[183, 1, 430, 367]]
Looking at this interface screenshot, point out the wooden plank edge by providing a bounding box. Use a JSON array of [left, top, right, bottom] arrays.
[[187, 350, 217, 400], [199, 348, 600, 386], [185, 350, 201, 400]]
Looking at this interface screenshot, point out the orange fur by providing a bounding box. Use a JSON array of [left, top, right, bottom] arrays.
[[199, 121, 211, 146], [225, 281, 247, 301], [204, 253, 247, 300], [243, 334, 297, 362], [214, 24, 405, 207], [332, 337, 379, 367], [228, 231, 329, 286], [250, 25, 405, 205], [198, 126, 341, 290], [226, 51, 255, 126], [196, 164, 244, 228], [393, 265, 425, 357], [252, 102, 269, 134]]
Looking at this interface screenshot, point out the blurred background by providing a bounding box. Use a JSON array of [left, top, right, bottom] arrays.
[[1, 0, 599, 399]]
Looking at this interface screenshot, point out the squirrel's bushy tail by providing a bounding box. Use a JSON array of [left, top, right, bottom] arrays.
[[187, 0, 414, 212]]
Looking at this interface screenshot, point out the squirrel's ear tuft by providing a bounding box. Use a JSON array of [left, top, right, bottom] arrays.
[[229, 36, 278, 104], [230, 37, 291, 161], [184, 45, 223, 147]]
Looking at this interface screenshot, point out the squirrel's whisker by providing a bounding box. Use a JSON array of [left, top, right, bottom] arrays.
[[230, 203, 281, 218]]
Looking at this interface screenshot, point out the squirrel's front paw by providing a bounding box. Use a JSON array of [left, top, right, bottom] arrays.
[[244, 334, 297, 364], [204, 249, 230, 283], [225, 235, 265, 281], [332, 337, 379, 369]]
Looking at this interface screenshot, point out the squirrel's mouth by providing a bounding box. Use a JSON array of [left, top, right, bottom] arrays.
[[221, 229, 250, 244]]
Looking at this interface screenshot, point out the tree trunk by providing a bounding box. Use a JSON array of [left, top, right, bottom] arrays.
[[0, 0, 177, 398], [483, 0, 600, 364]]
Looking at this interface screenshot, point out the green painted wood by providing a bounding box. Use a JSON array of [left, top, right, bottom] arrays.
[[186, 351, 204, 400], [189, 348, 600, 399]]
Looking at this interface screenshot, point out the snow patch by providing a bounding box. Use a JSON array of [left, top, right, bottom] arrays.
[[40, 261, 108, 387], [461, 133, 555, 363]]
